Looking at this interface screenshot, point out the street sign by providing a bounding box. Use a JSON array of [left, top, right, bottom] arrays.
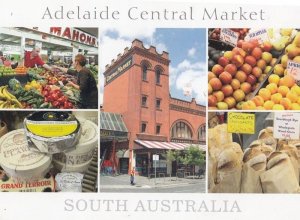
[[153, 154, 159, 161]]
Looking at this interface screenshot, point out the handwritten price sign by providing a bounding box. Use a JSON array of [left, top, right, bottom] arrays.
[[245, 29, 269, 45], [227, 112, 255, 134], [220, 29, 238, 47], [273, 112, 300, 140], [287, 60, 300, 85]]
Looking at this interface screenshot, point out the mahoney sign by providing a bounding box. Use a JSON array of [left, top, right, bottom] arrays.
[[105, 57, 133, 85], [227, 112, 255, 134], [49, 27, 98, 47]]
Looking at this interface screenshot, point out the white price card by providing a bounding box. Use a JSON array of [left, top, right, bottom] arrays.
[[245, 29, 269, 44], [273, 112, 300, 140], [287, 60, 300, 81], [219, 28, 238, 47]]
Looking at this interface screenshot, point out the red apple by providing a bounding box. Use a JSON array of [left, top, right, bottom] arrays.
[[245, 55, 257, 67], [233, 89, 246, 102], [219, 71, 232, 84], [251, 47, 262, 60], [224, 64, 237, 76], [246, 74, 257, 85], [232, 47, 247, 57], [232, 55, 244, 67], [208, 95, 217, 107], [261, 41, 272, 52], [231, 78, 241, 90], [256, 59, 266, 70], [242, 41, 255, 53], [208, 71, 217, 81], [240, 63, 252, 75], [221, 84, 233, 97], [211, 64, 224, 76], [224, 96, 236, 109], [237, 40, 244, 48], [223, 51, 234, 61], [209, 78, 222, 91], [218, 56, 230, 67], [235, 70, 247, 83], [252, 67, 262, 78], [249, 39, 259, 48], [213, 91, 225, 102], [240, 82, 252, 94]]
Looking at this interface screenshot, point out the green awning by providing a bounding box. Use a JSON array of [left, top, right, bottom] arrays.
[[100, 112, 128, 141]]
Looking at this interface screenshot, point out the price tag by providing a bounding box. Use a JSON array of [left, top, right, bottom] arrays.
[[287, 60, 300, 84], [273, 112, 300, 140], [245, 29, 269, 44], [227, 112, 255, 134], [219, 29, 238, 47]]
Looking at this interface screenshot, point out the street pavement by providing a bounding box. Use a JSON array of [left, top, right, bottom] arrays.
[[100, 174, 206, 193]]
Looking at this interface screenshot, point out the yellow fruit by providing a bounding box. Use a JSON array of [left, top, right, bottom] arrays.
[[273, 64, 285, 77], [242, 100, 256, 110], [286, 91, 298, 103], [291, 85, 300, 96], [272, 104, 285, 110], [263, 100, 275, 110], [268, 74, 280, 85], [278, 86, 290, 97], [256, 106, 265, 110], [266, 83, 278, 94], [258, 88, 271, 101], [279, 75, 295, 88], [252, 96, 264, 107], [291, 103, 300, 110], [280, 98, 292, 110], [271, 93, 283, 104]]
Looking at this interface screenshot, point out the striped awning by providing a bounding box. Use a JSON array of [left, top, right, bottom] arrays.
[[134, 140, 206, 151]]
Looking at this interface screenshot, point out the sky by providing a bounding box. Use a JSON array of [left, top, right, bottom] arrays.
[[99, 28, 207, 106]]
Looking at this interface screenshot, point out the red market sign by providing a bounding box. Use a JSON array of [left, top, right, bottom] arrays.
[[50, 27, 98, 47]]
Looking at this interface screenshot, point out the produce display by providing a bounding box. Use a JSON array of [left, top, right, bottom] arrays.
[[0, 67, 82, 109], [208, 28, 300, 110], [0, 111, 98, 192], [209, 28, 250, 41], [208, 121, 300, 193]]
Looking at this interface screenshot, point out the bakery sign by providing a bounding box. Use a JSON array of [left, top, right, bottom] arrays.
[[49, 27, 98, 47], [105, 56, 133, 85]]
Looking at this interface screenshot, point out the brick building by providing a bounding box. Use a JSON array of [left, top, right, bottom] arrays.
[[101, 39, 206, 176]]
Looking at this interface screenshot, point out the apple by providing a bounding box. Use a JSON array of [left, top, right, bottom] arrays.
[[221, 84, 233, 97], [240, 63, 252, 75], [232, 47, 247, 57], [270, 58, 277, 67], [262, 52, 273, 64], [261, 41, 272, 52], [208, 71, 217, 81], [248, 39, 259, 48], [218, 56, 230, 67], [232, 54, 244, 67], [224, 97, 236, 109], [244, 55, 257, 67], [209, 78, 222, 91], [252, 67, 262, 78], [219, 71, 232, 84], [237, 40, 244, 48], [251, 47, 262, 60], [217, 102, 229, 110], [211, 64, 224, 76], [223, 51, 234, 61], [246, 74, 257, 85], [256, 59, 266, 70], [242, 41, 255, 53], [235, 70, 247, 83], [208, 95, 217, 107], [240, 82, 252, 94], [233, 89, 246, 102], [208, 84, 213, 95], [224, 64, 237, 76], [231, 79, 241, 90], [213, 91, 225, 102]]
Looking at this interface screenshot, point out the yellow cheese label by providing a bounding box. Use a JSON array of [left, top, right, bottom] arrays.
[[26, 121, 78, 137], [227, 112, 255, 134]]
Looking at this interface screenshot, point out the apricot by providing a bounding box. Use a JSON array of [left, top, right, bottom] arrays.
[[258, 88, 271, 101], [271, 93, 283, 104], [263, 100, 275, 110], [266, 83, 278, 94], [278, 86, 290, 97]]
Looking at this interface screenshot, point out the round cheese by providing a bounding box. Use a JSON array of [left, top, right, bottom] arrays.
[[52, 157, 93, 173], [0, 129, 52, 181], [53, 119, 98, 165]]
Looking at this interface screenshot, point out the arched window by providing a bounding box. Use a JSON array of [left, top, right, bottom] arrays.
[[155, 69, 161, 84], [142, 65, 148, 81], [171, 121, 192, 139], [198, 124, 206, 141]]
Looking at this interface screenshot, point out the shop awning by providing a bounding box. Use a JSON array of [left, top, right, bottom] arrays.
[[134, 140, 206, 151], [100, 112, 128, 141]]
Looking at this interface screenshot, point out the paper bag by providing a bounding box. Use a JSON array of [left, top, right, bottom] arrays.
[[260, 152, 299, 193]]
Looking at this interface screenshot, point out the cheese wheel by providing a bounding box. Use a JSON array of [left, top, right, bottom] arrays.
[[52, 157, 93, 173], [0, 129, 51, 181], [52, 119, 98, 165]]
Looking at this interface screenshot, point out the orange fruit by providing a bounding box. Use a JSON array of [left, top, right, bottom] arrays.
[[291, 85, 300, 96], [291, 103, 300, 110], [271, 93, 283, 104], [278, 86, 290, 97], [258, 88, 271, 101], [252, 95, 264, 107], [268, 74, 280, 85], [242, 100, 256, 110], [280, 98, 292, 110], [266, 83, 278, 94], [263, 100, 275, 110], [286, 91, 298, 103], [279, 75, 296, 88], [272, 104, 285, 110]]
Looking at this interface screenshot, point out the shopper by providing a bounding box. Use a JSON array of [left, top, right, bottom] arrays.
[[53, 54, 98, 109], [10, 57, 18, 69], [130, 168, 135, 185], [24, 47, 52, 71]]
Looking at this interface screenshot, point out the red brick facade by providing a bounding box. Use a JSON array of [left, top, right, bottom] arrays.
[[103, 39, 205, 173]]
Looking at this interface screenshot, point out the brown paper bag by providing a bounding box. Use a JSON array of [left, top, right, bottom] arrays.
[[279, 144, 299, 183], [260, 152, 299, 193], [211, 124, 233, 147], [210, 148, 242, 193], [208, 152, 217, 191], [258, 127, 277, 151]]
